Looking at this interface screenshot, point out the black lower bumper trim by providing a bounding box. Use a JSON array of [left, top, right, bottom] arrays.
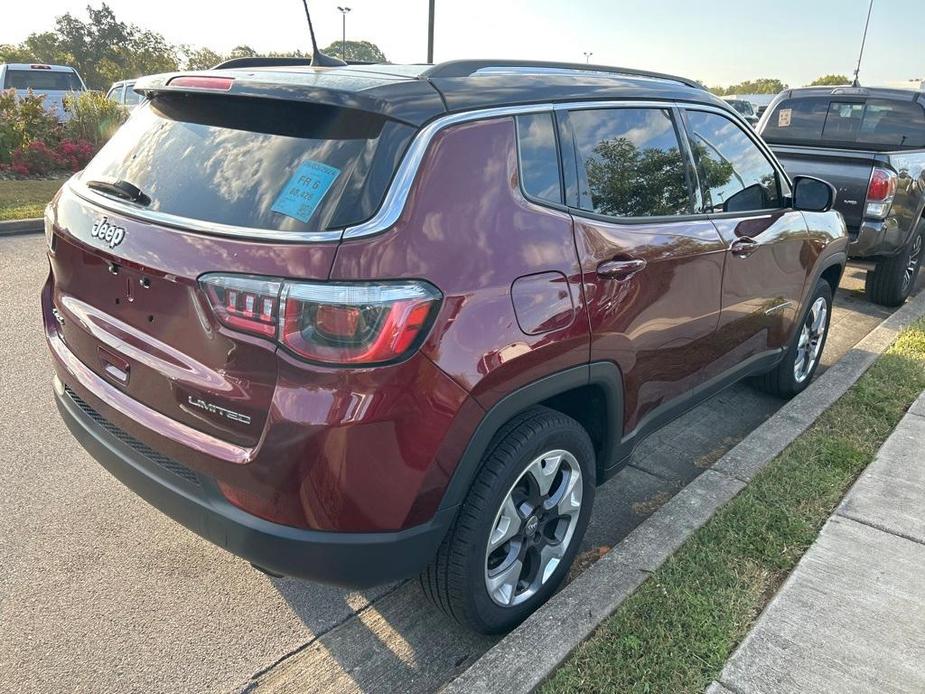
[[55, 381, 454, 588]]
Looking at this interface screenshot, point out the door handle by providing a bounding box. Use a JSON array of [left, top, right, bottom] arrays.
[[596, 258, 647, 281], [730, 237, 760, 258]]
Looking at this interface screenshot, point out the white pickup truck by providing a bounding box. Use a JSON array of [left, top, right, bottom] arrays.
[[0, 63, 87, 121]]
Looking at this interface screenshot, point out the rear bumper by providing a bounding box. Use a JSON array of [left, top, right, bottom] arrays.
[[54, 376, 454, 588], [848, 217, 905, 258]]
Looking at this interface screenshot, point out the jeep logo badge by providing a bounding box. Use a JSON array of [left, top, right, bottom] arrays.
[[91, 217, 126, 248]]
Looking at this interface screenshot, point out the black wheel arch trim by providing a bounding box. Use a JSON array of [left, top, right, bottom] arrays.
[[436, 362, 624, 512]]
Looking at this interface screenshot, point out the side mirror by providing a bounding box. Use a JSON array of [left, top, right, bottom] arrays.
[[792, 176, 836, 212]]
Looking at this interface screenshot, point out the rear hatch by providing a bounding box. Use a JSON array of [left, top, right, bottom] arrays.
[[48, 86, 417, 446]]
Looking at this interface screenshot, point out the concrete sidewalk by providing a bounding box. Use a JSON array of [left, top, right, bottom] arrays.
[[708, 391, 925, 694]]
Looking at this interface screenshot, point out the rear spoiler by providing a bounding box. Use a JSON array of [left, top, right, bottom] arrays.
[[133, 71, 445, 127]]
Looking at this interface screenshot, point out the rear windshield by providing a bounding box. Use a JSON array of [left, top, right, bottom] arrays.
[[3, 68, 84, 91], [763, 96, 925, 149], [79, 93, 413, 233]]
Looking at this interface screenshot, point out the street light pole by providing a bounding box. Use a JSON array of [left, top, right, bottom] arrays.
[[337, 6, 351, 61], [583, 51, 593, 64]]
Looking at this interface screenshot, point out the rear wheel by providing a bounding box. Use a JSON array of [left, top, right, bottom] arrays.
[[753, 279, 832, 398], [865, 226, 924, 307], [420, 407, 595, 634]]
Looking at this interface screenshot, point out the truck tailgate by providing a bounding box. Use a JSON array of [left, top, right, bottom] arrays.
[[769, 144, 879, 230]]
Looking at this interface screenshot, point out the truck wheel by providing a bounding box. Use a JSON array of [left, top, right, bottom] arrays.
[[753, 279, 832, 398], [420, 407, 595, 634], [865, 227, 924, 307]]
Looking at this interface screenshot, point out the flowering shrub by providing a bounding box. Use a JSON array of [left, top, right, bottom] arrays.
[[0, 89, 62, 165], [1, 88, 124, 177], [7, 138, 96, 177]]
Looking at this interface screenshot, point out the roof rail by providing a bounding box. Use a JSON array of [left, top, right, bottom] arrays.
[[421, 60, 704, 89], [213, 57, 314, 70]]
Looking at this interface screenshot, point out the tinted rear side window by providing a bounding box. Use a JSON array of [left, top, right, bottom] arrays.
[[79, 94, 413, 233], [856, 99, 925, 148], [516, 113, 562, 204], [569, 107, 691, 218], [3, 69, 83, 91], [761, 97, 830, 144], [685, 110, 781, 213]]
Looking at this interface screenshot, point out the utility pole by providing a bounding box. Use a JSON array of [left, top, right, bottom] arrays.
[[853, 0, 874, 86], [583, 51, 593, 64], [337, 6, 352, 61], [427, 0, 435, 63]]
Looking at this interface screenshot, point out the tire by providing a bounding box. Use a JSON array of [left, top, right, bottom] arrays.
[[753, 279, 833, 398], [420, 407, 595, 634], [865, 226, 924, 307]]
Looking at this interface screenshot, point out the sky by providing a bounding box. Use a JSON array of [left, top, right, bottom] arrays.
[[2, 0, 924, 89]]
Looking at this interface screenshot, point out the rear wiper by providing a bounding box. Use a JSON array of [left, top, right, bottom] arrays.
[[85, 178, 151, 207]]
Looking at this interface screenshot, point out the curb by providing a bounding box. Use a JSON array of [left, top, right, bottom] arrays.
[[443, 289, 925, 694], [0, 218, 43, 236]]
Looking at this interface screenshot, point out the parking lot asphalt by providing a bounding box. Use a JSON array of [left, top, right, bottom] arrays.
[[1, 233, 920, 694]]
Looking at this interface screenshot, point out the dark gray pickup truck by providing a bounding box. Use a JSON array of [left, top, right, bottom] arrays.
[[758, 86, 925, 305]]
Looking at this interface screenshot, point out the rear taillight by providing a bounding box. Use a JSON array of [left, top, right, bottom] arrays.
[[199, 274, 441, 365], [201, 275, 281, 337], [865, 167, 897, 219]]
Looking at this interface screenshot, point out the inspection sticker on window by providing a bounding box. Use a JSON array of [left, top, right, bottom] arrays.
[[778, 108, 792, 128], [271, 161, 341, 223]]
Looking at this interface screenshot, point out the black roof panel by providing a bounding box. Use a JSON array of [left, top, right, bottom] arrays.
[[137, 60, 730, 127]]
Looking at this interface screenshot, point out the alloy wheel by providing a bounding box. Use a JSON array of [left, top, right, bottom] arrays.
[[793, 297, 828, 383], [484, 449, 583, 607], [903, 233, 923, 291]]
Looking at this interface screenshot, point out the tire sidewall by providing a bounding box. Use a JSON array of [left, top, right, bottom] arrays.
[[462, 418, 596, 633], [782, 280, 833, 394]]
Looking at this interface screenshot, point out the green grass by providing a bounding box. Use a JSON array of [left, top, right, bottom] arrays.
[[0, 178, 66, 221], [543, 319, 925, 694]]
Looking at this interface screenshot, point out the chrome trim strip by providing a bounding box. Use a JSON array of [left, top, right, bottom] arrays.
[[765, 301, 794, 315], [67, 178, 344, 244], [343, 103, 555, 239]]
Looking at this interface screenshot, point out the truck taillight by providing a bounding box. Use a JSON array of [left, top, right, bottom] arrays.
[[199, 274, 441, 365], [865, 167, 897, 219]]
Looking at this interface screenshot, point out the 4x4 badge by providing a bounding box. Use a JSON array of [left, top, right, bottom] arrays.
[[91, 217, 125, 248]]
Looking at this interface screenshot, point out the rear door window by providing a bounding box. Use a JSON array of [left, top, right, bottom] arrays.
[[761, 97, 830, 144], [3, 69, 83, 91], [516, 113, 562, 204], [78, 94, 414, 233], [685, 110, 782, 213], [567, 107, 693, 218], [856, 99, 925, 148], [821, 101, 865, 142]]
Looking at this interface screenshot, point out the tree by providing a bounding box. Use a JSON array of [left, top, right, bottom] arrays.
[[3, 4, 179, 90], [180, 46, 225, 70], [229, 45, 257, 59], [809, 74, 850, 86], [710, 78, 788, 96], [320, 40, 386, 63]]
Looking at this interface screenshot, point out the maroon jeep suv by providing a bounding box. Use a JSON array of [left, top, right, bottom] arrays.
[[43, 59, 847, 633]]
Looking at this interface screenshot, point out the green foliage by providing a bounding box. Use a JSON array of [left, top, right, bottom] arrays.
[[3, 3, 389, 88], [321, 40, 387, 63], [63, 90, 128, 147], [710, 78, 788, 96], [809, 74, 851, 86], [179, 46, 225, 71], [0, 90, 61, 164], [543, 319, 925, 694]]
